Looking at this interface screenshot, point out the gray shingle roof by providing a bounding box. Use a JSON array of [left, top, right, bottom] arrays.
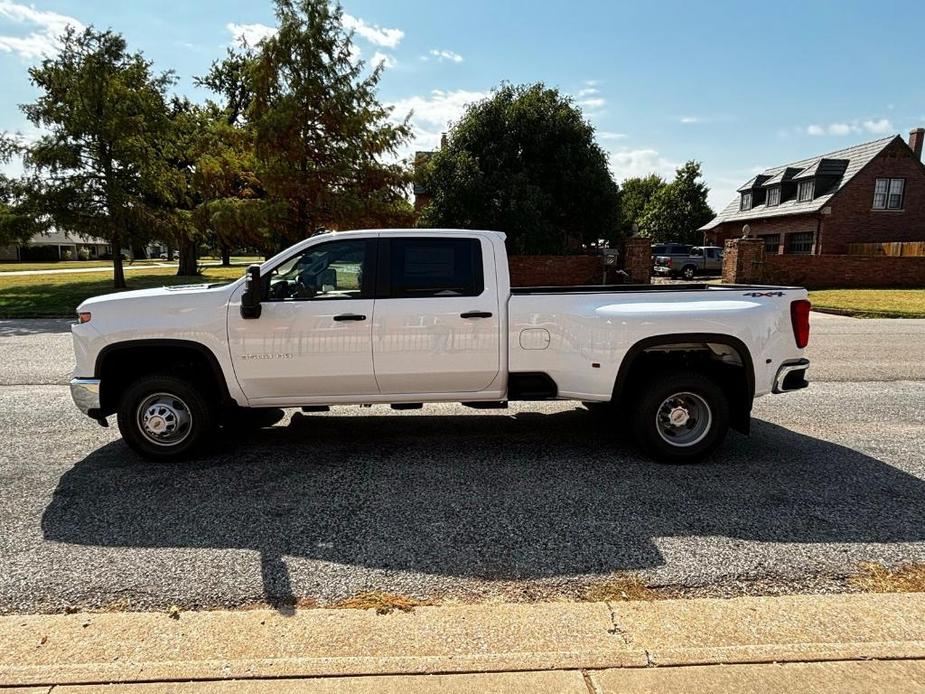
[[700, 135, 899, 230]]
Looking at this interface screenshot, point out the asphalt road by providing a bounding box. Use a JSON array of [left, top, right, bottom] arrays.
[[1, 313, 924, 613]]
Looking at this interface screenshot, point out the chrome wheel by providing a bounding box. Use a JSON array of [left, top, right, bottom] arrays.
[[655, 391, 712, 447], [682, 266, 695, 280], [136, 392, 193, 447]]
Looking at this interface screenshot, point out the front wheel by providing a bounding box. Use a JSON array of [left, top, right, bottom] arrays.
[[117, 374, 215, 462], [631, 370, 729, 463], [681, 265, 696, 280]]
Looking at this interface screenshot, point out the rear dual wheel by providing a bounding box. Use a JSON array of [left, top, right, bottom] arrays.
[[631, 370, 729, 463]]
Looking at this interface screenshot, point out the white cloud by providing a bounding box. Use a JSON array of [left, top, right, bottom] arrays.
[[829, 122, 855, 135], [805, 118, 894, 136], [572, 82, 604, 110], [341, 12, 403, 48], [609, 148, 678, 182], [388, 88, 489, 160], [577, 97, 605, 110], [679, 116, 703, 124], [598, 131, 627, 141], [226, 21, 275, 46], [863, 118, 893, 134], [0, 1, 83, 59], [371, 50, 395, 69], [427, 48, 462, 63]]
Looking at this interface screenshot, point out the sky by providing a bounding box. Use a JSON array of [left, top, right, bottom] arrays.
[[1, 0, 923, 210]]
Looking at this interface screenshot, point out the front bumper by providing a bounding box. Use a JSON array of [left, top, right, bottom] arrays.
[[773, 359, 810, 394], [70, 378, 101, 416]]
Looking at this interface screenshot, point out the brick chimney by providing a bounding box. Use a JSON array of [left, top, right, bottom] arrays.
[[909, 128, 924, 160]]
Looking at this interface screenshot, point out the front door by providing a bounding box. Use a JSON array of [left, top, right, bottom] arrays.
[[372, 235, 502, 394], [228, 238, 379, 403]]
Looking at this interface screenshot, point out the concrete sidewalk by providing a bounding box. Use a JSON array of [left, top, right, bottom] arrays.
[[2, 592, 924, 691]]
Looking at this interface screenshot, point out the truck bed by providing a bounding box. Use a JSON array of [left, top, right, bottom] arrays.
[[510, 283, 801, 295]]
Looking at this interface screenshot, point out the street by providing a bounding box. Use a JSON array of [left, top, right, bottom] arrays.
[[1, 313, 924, 613]]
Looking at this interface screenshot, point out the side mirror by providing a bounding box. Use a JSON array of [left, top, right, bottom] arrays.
[[240, 264, 263, 319]]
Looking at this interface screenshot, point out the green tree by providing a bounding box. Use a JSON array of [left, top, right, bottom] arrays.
[[19, 27, 175, 287], [197, 48, 276, 261], [0, 139, 43, 247], [618, 174, 665, 236], [247, 0, 413, 250], [416, 83, 620, 255], [638, 161, 714, 244]]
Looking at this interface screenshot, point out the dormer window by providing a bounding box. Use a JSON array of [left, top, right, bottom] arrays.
[[767, 186, 781, 207], [740, 192, 753, 211], [797, 179, 814, 202]]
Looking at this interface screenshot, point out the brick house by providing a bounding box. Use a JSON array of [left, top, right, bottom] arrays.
[[700, 129, 925, 255]]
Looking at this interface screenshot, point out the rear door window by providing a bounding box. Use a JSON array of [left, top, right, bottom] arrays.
[[384, 238, 484, 298]]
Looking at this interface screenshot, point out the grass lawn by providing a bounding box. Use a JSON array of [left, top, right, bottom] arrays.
[[0, 266, 245, 318], [0, 259, 172, 273], [809, 289, 925, 318]]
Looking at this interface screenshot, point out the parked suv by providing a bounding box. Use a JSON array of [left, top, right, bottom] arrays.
[[654, 246, 724, 279]]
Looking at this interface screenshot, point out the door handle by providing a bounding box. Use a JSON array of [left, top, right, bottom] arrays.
[[460, 311, 493, 319], [333, 313, 366, 322]]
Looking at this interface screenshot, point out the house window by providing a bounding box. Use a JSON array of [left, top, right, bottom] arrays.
[[797, 180, 814, 202], [766, 186, 781, 207], [873, 178, 905, 210], [760, 234, 780, 255], [787, 232, 814, 255], [740, 192, 752, 210]]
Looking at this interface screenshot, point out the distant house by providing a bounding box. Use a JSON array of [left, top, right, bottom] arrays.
[[700, 129, 925, 255], [412, 150, 435, 214], [0, 229, 111, 262]]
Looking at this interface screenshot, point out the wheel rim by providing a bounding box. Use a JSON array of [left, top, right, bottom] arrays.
[[655, 391, 712, 447], [136, 392, 193, 447], [683, 267, 694, 279]]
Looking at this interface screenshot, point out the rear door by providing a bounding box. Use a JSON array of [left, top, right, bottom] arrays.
[[371, 235, 501, 394]]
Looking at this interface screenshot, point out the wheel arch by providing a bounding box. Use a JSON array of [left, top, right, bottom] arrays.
[[613, 333, 755, 434], [95, 339, 234, 415]]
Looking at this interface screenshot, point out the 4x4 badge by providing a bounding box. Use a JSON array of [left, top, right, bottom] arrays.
[[743, 291, 785, 297]]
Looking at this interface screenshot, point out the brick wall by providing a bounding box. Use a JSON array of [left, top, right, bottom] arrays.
[[820, 137, 925, 253], [708, 216, 818, 254], [623, 236, 652, 284], [763, 254, 925, 288], [722, 237, 765, 284], [508, 255, 605, 286]]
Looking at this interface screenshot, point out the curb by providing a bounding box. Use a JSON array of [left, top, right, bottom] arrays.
[[1, 593, 924, 687]]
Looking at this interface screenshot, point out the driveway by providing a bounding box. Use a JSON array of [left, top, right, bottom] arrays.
[[0, 313, 924, 613]]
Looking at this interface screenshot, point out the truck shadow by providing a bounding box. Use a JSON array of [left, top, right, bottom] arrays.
[[42, 409, 925, 608]]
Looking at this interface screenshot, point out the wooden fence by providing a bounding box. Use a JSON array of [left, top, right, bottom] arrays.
[[848, 241, 925, 257]]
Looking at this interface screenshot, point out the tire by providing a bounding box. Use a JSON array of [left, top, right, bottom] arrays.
[[681, 265, 696, 280], [117, 373, 216, 462], [631, 370, 729, 463]]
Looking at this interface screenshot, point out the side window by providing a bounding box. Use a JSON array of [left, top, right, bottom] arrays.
[[706, 248, 717, 259], [387, 238, 484, 298], [690, 247, 704, 257], [266, 239, 370, 301]]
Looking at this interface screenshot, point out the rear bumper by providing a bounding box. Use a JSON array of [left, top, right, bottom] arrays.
[[70, 378, 101, 416], [773, 359, 810, 394]]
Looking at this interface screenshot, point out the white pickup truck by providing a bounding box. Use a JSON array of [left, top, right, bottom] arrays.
[[70, 229, 811, 463]]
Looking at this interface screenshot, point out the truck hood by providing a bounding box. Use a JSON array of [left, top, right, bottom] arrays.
[[77, 281, 239, 312]]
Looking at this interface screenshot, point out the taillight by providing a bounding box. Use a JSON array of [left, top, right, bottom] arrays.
[[666, 259, 672, 267], [790, 300, 810, 348]]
